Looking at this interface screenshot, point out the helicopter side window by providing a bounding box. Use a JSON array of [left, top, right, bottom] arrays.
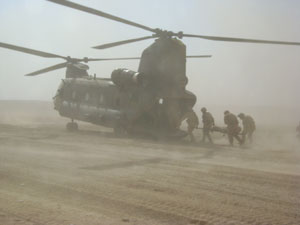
[[60, 84, 70, 100], [84, 92, 90, 102], [99, 94, 105, 106], [115, 97, 120, 108], [91, 88, 99, 106], [71, 90, 77, 101]]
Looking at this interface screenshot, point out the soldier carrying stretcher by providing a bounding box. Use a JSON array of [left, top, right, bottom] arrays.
[[200, 107, 215, 144], [224, 110, 242, 146]]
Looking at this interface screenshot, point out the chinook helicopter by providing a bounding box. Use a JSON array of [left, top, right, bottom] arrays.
[[43, 0, 300, 138], [0, 41, 210, 137], [2, 1, 300, 139]]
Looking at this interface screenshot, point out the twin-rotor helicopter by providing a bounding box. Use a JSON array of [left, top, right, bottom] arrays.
[[1, 0, 300, 138]]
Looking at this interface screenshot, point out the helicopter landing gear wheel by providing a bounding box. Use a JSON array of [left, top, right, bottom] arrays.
[[66, 121, 78, 132]]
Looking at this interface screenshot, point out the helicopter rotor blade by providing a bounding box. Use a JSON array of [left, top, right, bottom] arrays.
[[186, 55, 212, 58], [93, 36, 156, 50], [25, 57, 143, 76], [46, 1, 300, 47], [183, 34, 300, 46], [0, 42, 66, 59], [25, 62, 68, 76], [47, 0, 156, 33], [88, 55, 212, 61], [87, 57, 141, 62]]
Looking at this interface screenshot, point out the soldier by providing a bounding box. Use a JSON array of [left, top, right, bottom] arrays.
[[224, 110, 242, 146], [182, 107, 199, 142], [238, 113, 256, 144], [201, 107, 215, 144]]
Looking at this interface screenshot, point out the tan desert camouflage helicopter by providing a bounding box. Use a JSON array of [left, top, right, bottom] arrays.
[[2, 0, 300, 139]]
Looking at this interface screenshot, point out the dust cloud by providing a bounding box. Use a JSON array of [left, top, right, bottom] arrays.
[[0, 1, 300, 224], [0, 100, 300, 224]]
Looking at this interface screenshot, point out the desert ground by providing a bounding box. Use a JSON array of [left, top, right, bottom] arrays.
[[0, 101, 299, 225]]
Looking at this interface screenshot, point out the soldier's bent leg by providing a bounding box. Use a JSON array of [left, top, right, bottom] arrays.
[[188, 127, 195, 142], [207, 132, 213, 144], [248, 131, 253, 143], [234, 135, 243, 145], [228, 134, 234, 146], [201, 130, 206, 142]]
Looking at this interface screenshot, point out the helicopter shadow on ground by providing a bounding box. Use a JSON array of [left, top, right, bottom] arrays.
[[75, 128, 250, 155], [73, 128, 169, 141], [72, 128, 116, 139], [74, 126, 233, 150]]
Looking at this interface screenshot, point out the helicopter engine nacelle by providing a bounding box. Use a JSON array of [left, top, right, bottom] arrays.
[[111, 69, 141, 87]]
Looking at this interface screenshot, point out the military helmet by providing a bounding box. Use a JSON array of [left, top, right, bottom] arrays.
[[224, 110, 230, 115], [201, 107, 207, 113], [238, 113, 245, 118]]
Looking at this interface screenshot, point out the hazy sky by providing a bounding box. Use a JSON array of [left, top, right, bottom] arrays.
[[0, 0, 299, 109]]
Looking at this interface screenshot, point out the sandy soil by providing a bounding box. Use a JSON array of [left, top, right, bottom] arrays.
[[0, 101, 299, 225]]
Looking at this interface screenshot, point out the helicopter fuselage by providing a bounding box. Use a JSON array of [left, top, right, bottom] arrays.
[[53, 38, 196, 138], [54, 77, 121, 128]]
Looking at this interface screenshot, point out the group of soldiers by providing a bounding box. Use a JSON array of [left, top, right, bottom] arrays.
[[183, 107, 256, 146]]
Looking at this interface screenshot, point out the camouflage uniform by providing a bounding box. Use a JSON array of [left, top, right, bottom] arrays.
[[224, 111, 242, 146], [238, 113, 256, 143], [201, 108, 214, 143], [183, 110, 199, 142]]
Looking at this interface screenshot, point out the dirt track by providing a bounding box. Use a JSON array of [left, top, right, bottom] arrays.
[[0, 101, 300, 225]]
